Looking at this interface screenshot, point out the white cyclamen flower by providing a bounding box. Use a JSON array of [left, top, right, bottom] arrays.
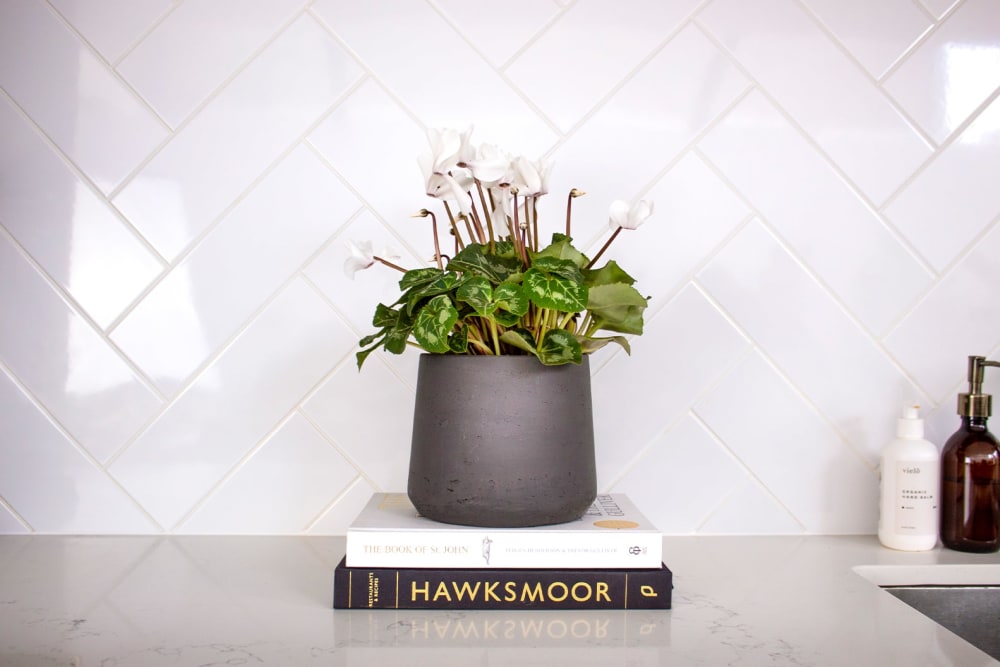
[[344, 240, 376, 278], [608, 199, 654, 230]]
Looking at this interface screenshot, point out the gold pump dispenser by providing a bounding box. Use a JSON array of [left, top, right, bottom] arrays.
[[958, 355, 1000, 418]]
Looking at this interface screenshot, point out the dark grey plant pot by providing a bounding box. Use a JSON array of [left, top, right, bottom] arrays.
[[407, 354, 597, 528]]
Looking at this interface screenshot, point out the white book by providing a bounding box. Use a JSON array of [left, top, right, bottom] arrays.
[[345, 493, 662, 569]]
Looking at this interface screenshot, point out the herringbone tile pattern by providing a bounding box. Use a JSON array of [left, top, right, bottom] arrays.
[[1, 0, 998, 534]]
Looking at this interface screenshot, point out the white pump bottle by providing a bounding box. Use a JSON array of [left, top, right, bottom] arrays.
[[878, 405, 940, 551]]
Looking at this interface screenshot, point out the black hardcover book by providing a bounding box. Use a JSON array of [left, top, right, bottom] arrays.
[[332, 557, 672, 610]]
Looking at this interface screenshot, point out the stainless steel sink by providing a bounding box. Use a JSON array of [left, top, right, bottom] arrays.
[[882, 586, 1000, 660]]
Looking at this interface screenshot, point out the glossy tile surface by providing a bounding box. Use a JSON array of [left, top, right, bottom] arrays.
[[2, 0, 999, 535], [0, 0, 168, 194]]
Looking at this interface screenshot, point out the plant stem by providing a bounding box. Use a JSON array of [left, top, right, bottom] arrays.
[[585, 227, 621, 269], [442, 201, 466, 250], [374, 256, 407, 273], [532, 196, 540, 250], [476, 181, 495, 251]]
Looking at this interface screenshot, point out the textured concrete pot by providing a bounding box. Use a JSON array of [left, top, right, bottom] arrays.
[[408, 354, 597, 527]]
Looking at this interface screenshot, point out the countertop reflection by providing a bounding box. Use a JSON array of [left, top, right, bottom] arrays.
[[1, 535, 998, 666]]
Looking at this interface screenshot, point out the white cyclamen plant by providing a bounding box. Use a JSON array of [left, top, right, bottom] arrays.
[[347, 127, 653, 368]]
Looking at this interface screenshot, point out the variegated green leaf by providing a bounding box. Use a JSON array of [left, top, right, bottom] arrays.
[[448, 324, 468, 353], [448, 243, 522, 282], [456, 276, 494, 315], [413, 294, 458, 353], [494, 282, 528, 316], [372, 303, 397, 327], [524, 268, 588, 312], [530, 256, 584, 284], [399, 267, 444, 291], [538, 329, 582, 365]]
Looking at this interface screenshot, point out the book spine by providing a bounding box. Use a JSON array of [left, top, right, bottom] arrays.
[[333, 563, 671, 610], [345, 531, 662, 569]]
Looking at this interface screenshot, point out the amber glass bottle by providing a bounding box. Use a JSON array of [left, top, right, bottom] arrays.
[[940, 356, 1000, 553], [940, 416, 1000, 552]]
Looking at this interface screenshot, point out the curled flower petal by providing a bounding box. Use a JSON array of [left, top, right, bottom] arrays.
[[511, 156, 542, 195], [609, 199, 654, 231], [467, 143, 511, 184], [344, 240, 375, 279]]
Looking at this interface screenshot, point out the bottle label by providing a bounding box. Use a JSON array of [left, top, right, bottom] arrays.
[[895, 460, 937, 533]]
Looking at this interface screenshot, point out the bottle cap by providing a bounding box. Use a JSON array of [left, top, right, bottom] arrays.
[[896, 404, 924, 439]]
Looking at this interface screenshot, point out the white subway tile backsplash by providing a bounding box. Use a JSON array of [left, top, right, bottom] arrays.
[[885, 222, 1000, 402], [310, 0, 558, 153], [110, 145, 360, 396], [179, 414, 358, 534], [0, 369, 158, 533], [697, 221, 927, 464], [2, 0, 998, 535], [0, 0, 168, 194], [0, 234, 162, 463], [800, 0, 931, 79], [108, 279, 356, 529], [434, 0, 561, 67], [118, 0, 305, 128], [610, 414, 753, 534], [698, 0, 932, 205], [302, 355, 415, 492], [0, 97, 164, 329], [49, 0, 173, 64], [884, 94, 1000, 272], [592, 284, 749, 487], [698, 481, 803, 535], [884, 0, 1000, 145], [112, 14, 362, 261], [698, 90, 933, 335], [307, 80, 429, 255], [506, 0, 700, 132], [695, 352, 877, 533], [546, 23, 750, 246]]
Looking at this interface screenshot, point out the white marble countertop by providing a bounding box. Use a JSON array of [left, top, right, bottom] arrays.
[[1, 535, 999, 666]]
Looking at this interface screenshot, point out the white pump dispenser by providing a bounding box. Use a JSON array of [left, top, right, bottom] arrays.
[[878, 405, 940, 551]]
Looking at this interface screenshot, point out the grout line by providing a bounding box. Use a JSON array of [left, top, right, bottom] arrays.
[[302, 476, 367, 534], [0, 492, 34, 534], [0, 361, 166, 532]]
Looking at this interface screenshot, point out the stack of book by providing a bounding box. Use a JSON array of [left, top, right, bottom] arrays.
[[332, 493, 671, 610]]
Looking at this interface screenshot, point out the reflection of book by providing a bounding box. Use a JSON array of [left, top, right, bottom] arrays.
[[333, 557, 672, 610], [345, 493, 662, 569]]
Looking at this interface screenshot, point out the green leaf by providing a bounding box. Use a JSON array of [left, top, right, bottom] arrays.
[[404, 272, 461, 315], [587, 283, 648, 335], [524, 268, 588, 312], [384, 308, 415, 354], [448, 324, 469, 353], [448, 243, 522, 282], [538, 329, 582, 366], [535, 234, 588, 268], [499, 329, 537, 355], [494, 282, 528, 317], [494, 310, 520, 327], [455, 276, 494, 316], [372, 303, 397, 328], [584, 259, 636, 288], [399, 267, 444, 291], [578, 335, 631, 355], [413, 294, 458, 353], [356, 344, 380, 370], [530, 256, 584, 284], [358, 330, 384, 348]]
